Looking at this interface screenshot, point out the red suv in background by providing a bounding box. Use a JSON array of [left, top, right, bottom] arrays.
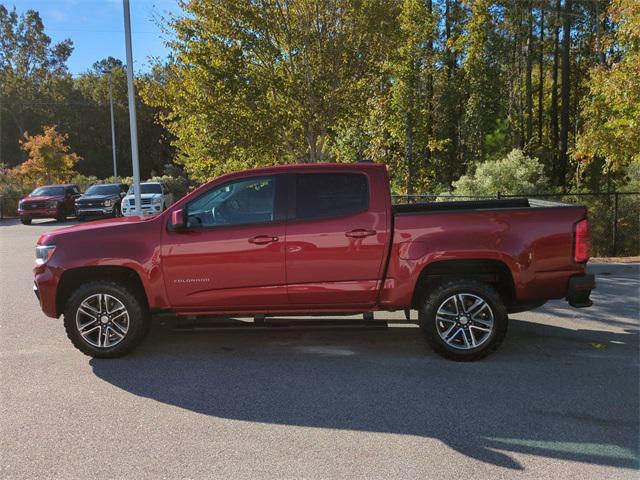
[[18, 184, 80, 225]]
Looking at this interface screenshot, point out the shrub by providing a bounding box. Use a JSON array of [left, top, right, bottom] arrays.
[[452, 149, 551, 196]]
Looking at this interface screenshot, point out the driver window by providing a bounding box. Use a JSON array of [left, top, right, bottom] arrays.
[[186, 176, 275, 228]]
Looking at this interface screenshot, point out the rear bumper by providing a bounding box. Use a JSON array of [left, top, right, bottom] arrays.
[[566, 274, 595, 308]]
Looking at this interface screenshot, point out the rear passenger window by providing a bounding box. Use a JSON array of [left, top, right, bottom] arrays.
[[295, 173, 368, 220]]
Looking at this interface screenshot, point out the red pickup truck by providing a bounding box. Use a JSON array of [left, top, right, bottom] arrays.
[[18, 184, 81, 224], [34, 163, 594, 361]]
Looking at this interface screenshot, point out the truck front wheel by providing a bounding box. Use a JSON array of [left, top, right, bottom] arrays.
[[63, 281, 150, 358], [419, 279, 508, 361]]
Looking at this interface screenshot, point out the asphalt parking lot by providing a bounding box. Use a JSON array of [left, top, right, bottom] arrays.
[[1, 218, 638, 480]]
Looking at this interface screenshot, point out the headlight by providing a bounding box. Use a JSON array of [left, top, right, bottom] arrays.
[[36, 245, 56, 265], [103, 199, 113, 207], [152, 196, 162, 204], [46, 200, 58, 208]]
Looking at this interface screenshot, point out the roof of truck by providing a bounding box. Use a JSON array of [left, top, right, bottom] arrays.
[[36, 184, 78, 188], [229, 162, 386, 176]]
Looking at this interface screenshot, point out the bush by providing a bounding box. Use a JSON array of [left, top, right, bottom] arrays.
[[68, 174, 99, 191], [0, 164, 31, 218], [453, 149, 551, 196]]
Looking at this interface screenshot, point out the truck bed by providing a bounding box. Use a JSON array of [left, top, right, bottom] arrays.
[[381, 199, 588, 308], [392, 197, 572, 215]]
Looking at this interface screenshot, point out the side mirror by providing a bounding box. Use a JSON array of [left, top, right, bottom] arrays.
[[171, 208, 187, 230]]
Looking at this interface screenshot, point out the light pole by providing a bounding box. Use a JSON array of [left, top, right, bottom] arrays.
[[123, 0, 141, 215], [102, 69, 118, 177]]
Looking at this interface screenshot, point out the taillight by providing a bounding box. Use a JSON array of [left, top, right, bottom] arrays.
[[574, 218, 591, 263]]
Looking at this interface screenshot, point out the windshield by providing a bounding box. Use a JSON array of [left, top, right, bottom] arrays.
[[127, 184, 162, 194], [85, 184, 120, 196], [30, 187, 64, 196]]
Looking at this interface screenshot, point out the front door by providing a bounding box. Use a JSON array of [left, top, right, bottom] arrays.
[[65, 186, 81, 214], [285, 172, 389, 306], [161, 174, 287, 311]]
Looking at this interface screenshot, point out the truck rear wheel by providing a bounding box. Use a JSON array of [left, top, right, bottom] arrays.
[[63, 281, 150, 358], [419, 279, 508, 361], [20, 216, 31, 225]]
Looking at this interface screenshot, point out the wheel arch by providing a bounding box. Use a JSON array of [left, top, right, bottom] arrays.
[[411, 259, 516, 309], [56, 266, 149, 317]]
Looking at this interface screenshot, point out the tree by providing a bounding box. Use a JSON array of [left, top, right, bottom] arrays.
[[0, 6, 73, 165], [549, 0, 561, 177], [558, 0, 572, 186], [70, 58, 174, 178], [433, 0, 467, 186], [387, 0, 439, 194], [452, 148, 550, 195], [142, 0, 400, 181], [2, 0, 623, 199], [461, 0, 499, 163], [17, 126, 80, 184], [576, 0, 640, 177]]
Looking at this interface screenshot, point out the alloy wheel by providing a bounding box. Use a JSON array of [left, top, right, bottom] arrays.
[[435, 293, 494, 350], [75, 293, 129, 348]]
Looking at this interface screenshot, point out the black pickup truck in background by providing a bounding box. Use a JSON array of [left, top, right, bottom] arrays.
[[75, 183, 128, 220]]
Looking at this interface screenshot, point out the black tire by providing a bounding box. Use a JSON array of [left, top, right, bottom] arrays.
[[63, 281, 150, 358], [418, 279, 508, 361], [113, 204, 122, 217], [77, 216, 86, 222], [20, 216, 32, 225], [55, 209, 66, 222]]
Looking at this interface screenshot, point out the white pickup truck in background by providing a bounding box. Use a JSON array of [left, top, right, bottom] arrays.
[[121, 182, 173, 217]]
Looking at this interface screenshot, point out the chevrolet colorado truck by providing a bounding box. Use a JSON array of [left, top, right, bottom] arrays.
[[19, 184, 81, 224], [33, 163, 594, 361]]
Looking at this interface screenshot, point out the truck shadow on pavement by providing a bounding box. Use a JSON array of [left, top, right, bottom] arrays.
[[90, 318, 639, 471]]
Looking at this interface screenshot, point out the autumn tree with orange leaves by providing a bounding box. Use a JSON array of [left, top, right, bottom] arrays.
[[18, 126, 80, 185]]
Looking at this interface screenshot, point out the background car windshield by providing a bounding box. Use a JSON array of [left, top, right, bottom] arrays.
[[127, 184, 162, 194], [31, 187, 64, 196], [85, 185, 120, 195]]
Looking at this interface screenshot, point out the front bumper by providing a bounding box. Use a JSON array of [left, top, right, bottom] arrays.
[[122, 205, 162, 216], [18, 208, 59, 218], [76, 207, 113, 216], [33, 265, 58, 318], [566, 274, 595, 308]]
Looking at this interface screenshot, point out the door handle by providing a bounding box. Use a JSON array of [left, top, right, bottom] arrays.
[[345, 229, 376, 238], [248, 235, 279, 245]]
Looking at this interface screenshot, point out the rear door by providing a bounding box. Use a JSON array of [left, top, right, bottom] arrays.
[[161, 174, 288, 310], [285, 171, 389, 306]]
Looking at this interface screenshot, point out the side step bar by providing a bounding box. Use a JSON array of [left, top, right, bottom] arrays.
[[172, 317, 390, 332]]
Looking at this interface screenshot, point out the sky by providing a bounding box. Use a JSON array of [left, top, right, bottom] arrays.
[[6, 0, 182, 74]]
